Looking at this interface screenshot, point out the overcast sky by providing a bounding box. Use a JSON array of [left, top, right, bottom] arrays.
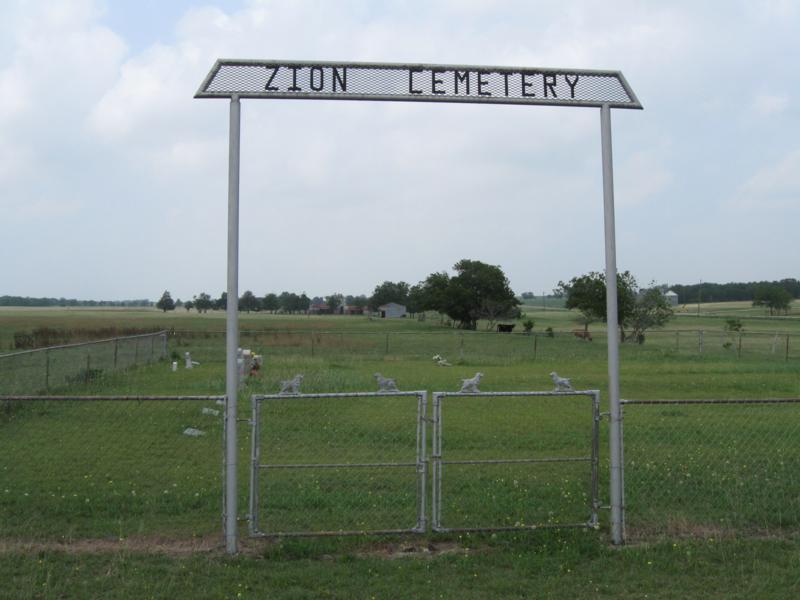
[[2, 0, 798, 302]]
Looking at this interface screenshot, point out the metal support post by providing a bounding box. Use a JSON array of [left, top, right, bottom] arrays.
[[225, 95, 241, 555], [601, 104, 624, 544]]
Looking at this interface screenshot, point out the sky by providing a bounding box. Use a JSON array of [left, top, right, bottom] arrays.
[[1, 0, 798, 302]]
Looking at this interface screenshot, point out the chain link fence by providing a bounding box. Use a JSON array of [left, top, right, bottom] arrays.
[[0, 331, 168, 395], [248, 391, 427, 536], [432, 391, 601, 532], [168, 329, 797, 367], [0, 395, 224, 541], [622, 399, 800, 540]]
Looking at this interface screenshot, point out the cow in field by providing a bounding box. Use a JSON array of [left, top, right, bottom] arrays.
[[573, 329, 593, 341]]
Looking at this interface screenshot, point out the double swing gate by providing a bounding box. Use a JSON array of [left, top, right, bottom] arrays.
[[248, 389, 602, 536]]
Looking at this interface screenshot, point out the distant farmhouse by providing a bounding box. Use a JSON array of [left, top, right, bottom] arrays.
[[378, 303, 407, 318], [308, 302, 331, 315]]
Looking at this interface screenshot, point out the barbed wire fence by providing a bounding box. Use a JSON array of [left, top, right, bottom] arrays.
[[621, 399, 800, 540]]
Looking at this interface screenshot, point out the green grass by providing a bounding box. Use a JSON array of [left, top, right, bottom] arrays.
[[2, 533, 800, 599], [2, 306, 800, 597]]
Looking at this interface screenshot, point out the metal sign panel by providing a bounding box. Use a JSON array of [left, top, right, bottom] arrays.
[[196, 59, 641, 109]]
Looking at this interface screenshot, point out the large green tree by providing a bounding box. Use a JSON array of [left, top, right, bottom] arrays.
[[557, 271, 673, 341], [627, 287, 674, 343], [410, 272, 450, 316], [194, 292, 212, 313], [156, 290, 175, 312], [369, 281, 410, 310], [262, 293, 279, 313], [414, 260, 518, 330], [753, 284, 793, 315], [325, 293, 344, 313], [238, 290, 259, 313]]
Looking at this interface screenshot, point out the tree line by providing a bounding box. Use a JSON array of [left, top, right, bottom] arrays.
[[668, 279, 800, 304], [156, 259, 521, 330], [0, 296, 152, 307]]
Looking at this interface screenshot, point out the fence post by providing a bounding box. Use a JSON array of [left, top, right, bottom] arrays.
[[533, 333, 538, 361], [134, 339, 139, 364], [150, 334, 155, 362], [45, 349, 50, 391], [698, 330, 704, 354], [786, 335, 790, 362], [459, 332, 465, 361], [737, 333, 742, 358], [162, 332, 167, 359], [675, 331, 679, 351], [113, 339, 119, 369]]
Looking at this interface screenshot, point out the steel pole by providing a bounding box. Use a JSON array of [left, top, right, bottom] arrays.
[[225, 95, 241, 555], [601, 104, 624, 544]]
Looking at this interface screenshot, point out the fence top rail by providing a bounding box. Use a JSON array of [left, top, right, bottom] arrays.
[[253, 391, 425, 401], [0, 395, 225, 402], [171, 327, 798, 337], [0, 330, 167, 359], [622, 398, 800, 405], [434, 389, 600, 399]]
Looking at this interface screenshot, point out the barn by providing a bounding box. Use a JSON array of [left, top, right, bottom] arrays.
[[378, 303, 407, 318]]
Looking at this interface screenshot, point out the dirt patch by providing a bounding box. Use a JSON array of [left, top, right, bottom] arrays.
[[357, 541, 467, 560]]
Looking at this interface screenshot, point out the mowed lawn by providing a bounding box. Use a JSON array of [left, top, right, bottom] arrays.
[[2, 306, 800, 598]]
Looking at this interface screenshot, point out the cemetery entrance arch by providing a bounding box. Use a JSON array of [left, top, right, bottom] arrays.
[[195, 59, 642, 554]]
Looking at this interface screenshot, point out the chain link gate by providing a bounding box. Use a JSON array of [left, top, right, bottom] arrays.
[[248, 391, 427, 536], [432, 390, 601, 532]]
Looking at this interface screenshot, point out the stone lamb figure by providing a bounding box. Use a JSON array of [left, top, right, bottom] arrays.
[[374, 373, 399, 392], [550, 371, 574, 392], [432, 354, 452, 367], [279, 374, 304, 395], [459, 372, 483, 393]]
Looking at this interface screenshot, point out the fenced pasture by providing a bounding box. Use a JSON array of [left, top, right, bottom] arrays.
[[623, 399, 800, 540], [0, 331, 167, 396], [1, 307, 800, 551], [0, 396, 224, 540]]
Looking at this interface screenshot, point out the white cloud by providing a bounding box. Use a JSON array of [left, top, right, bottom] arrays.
[[753, 93, 790, 116], [734, 149, 800, 211], [3, 1, 800, 298], [616, 149, 673, 208]]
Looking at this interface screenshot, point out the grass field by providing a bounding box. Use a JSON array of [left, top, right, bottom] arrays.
[[2, 305, 800, 598]]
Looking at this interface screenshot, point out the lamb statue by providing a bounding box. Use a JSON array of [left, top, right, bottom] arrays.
[[550, 371, 574, 392], [279, 374, 304, 395], [459, 372, 483, 393], [432, 354, 452, 367], [374, 373, 399, 392]]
